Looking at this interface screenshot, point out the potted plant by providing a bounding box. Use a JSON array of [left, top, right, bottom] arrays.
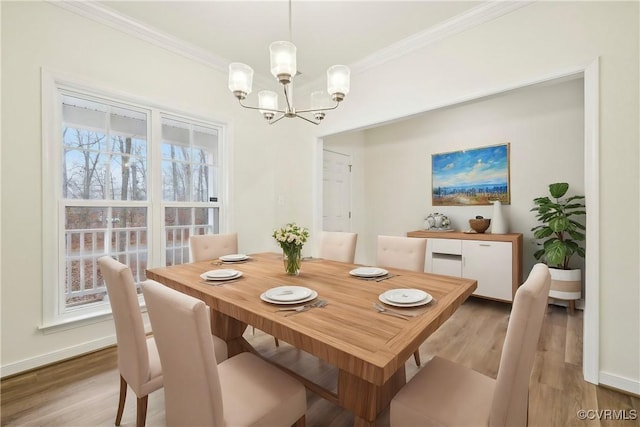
[[531, 182, 586, 313]]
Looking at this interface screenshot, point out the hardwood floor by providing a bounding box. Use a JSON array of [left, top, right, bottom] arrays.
[[2, 298, 638, 426]]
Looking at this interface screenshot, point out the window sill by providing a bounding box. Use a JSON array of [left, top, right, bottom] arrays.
[[39, 302, 149, 335], [38, 309, 115, 334]]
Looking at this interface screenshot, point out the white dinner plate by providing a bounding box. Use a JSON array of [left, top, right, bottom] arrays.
[[260, 289, 318, 305], [265, 286, 312, 302], [378, 291, 433, 308], [219, 254, 250, 262], [200, 269, 243, 281], [381, 288, 429, 304], [349, 267, 389, 278]]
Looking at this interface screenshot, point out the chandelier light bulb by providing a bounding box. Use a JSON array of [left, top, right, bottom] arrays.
[[269, 41, 297, 84], [258, 90, 278, 120], [327, 65, 350, 102], [228, 63, 254, 99], [310, 91, 331, 120]]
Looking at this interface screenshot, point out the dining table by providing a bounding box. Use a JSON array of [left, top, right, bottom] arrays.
[[146, 252, 476, 427]]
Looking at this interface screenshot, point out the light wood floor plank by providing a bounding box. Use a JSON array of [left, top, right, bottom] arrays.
[[2, 299, 637, 426]]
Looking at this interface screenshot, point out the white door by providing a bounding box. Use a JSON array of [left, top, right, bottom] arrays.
[[323, 150, 351, 231]]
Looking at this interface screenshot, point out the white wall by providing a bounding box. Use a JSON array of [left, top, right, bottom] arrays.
[[0, 1, 311, 374], [319, 1, 639, 393], [326, 78, 585, 274]]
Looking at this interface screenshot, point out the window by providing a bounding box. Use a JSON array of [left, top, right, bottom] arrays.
[[61, 96, 149, 308], [161, 117, 221, 266], [42, 75, 227, 326]]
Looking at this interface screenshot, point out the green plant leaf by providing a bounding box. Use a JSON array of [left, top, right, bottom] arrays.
[[545, 240, 567, 266], [568, 230, 586, 241], [549, 182, 569, 198], [549, 217, 570, 232], [533, 249, 545, 261], [534, 227, 554, 239]]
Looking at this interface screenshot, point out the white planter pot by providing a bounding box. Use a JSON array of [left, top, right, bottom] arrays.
[[548, 268, 582, 300]]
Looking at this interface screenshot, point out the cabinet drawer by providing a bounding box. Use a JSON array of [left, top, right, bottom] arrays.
[[432, 254, 462, 277], [429, 238, 462, 255]]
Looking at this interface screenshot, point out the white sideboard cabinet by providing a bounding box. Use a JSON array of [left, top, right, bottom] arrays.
[[407, 231, 523, 302]]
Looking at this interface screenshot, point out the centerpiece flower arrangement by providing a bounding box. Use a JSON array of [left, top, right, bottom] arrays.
[[272, 223, 310, 275]]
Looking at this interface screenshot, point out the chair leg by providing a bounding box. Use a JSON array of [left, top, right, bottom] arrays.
[[568, 299, 576, 315], [292, 414, 306, 427], [115, 375, 127, 426], [136, 395, 148, 427], [413, 350, 421, 366], [274, 337, 280, 347]]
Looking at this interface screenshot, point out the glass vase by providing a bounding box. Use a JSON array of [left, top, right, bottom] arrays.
[[283, 246, 302, 276]]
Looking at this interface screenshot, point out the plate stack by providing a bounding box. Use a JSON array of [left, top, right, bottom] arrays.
[[379, 289, 433, 307], [200, 269, 243, 281], [349, 267, 389, 278], [260, 286, 318, 305], [219, 254, 250, 262]]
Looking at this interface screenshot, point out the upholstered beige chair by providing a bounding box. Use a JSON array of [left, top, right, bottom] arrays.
[[390, 263, 551, 427], [376, 235, 427, 272], [142, 281, 307, 427], [98, 256, 163, 427], [319, 231, 358, 263], [189, 232, 238, 262], [189, 232, 279, 346], [376, 235, 427, 365]]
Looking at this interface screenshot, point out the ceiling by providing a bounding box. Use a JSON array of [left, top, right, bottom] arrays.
[[98, 1, 483, 89]]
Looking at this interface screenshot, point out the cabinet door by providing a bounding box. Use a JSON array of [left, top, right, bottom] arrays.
[[462, 240, 513, 301]]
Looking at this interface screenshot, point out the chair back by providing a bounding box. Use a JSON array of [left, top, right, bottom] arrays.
[[376, 235, 427, 272], [98, 256, 151, 391], [189, 233, 238, 262], [319, 231, 358, 263], [142, 281, 225, 427], [490, 263, 551, 426]]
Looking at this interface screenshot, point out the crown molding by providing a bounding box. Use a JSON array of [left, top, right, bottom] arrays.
[[352, 1, 534, 75], [297, 1, 535, 94], [50, 1, 228, 71], [51, 0, 533, 93]]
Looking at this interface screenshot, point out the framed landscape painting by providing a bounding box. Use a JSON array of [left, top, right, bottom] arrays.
[[432, 143, 510, 206]]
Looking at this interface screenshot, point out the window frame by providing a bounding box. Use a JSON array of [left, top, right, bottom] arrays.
[[41, 70, 229, 329]]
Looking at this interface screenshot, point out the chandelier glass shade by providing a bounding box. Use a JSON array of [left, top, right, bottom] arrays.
[[227, 11, 350, 125]]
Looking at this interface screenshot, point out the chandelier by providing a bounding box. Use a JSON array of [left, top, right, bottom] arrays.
[[227, 1, 350, 125]]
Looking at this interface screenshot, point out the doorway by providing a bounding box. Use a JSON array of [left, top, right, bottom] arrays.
[[322, 149, 352, 232]]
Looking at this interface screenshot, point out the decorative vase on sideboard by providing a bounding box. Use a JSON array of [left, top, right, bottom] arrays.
[[491, 200, 508, 234]]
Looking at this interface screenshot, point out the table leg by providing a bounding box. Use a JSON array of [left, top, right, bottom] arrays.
[[338, 366, 406, 425], [210, 308, 249, 357]]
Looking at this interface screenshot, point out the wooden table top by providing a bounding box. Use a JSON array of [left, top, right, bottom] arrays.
[[146, 252, 477, 386]]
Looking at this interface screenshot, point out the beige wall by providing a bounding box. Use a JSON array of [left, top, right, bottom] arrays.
[[326, 78, 585, 276], [320, 1, 639, 392], [0, 1, 311, 374]]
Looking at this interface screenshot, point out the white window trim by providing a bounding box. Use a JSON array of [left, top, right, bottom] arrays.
[[41, 69, 230, 329]]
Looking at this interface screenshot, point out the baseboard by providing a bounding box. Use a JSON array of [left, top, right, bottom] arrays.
[[600, 371, 640, 397], [0, 335, 117, 378]]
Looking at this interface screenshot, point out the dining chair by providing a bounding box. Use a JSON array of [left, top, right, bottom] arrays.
[[98, 256, 163, 427], [390, 263, 551, 427], [376, 235, 427, 365], [190, 232, 278, 345], [189, 232, 238, 262], [318, 231, 358, 263], [142, 281, 307, 427]]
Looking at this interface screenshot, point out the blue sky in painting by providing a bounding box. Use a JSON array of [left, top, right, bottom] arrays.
[[432, 144, 508, 188]]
